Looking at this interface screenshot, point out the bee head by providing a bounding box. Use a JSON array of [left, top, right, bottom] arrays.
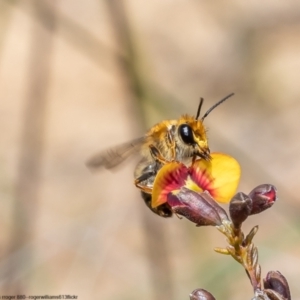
[[177, 116, 210, 160], [177, 93, 234, 161]]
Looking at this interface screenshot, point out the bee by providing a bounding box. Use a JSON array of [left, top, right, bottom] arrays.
[[86, 93, 234, 218]]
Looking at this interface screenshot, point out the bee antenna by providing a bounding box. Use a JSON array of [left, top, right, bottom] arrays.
[[201, 93, 235, 121], [196, 98, 204, 120]]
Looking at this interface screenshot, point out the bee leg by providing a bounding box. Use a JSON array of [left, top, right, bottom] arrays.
[[166, 130, 176, 161], [135, 176, 173, 218], [173, 212, 183, 220], [191, 155, 197, 165], [149, 144, 170, 165], [135, 184, 152, 194], [134, 170, 156, 194]]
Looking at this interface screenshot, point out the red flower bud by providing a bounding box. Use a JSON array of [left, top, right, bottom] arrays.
[[167, 188, 228, 227], [264, 271, 291, 300], [248, 184, 277, 215], [190, 288, 216, 300], [229, 192, 252, 228]]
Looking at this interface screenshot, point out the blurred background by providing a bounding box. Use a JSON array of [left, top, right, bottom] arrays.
[[1, 0, 300, 299]]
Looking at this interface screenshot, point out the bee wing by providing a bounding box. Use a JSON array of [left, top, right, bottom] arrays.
[[86, 137, 145, 170]]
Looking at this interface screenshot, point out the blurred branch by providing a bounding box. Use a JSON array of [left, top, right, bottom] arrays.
[[6, 0, 117, 72], [0, 0, 17, 59], [8, 0, 185, 120], [104, 1, 175, 299], [104, 0, 147, 111], [5, 0, 57, 293]]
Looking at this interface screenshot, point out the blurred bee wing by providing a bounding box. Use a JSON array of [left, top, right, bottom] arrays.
[[86, 137, 145, 170]]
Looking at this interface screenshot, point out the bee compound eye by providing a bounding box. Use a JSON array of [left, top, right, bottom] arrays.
[[178, 124, 194, 145]]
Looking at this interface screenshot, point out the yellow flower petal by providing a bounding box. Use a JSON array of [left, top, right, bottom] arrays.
[[191, 153, 241, 203], [151, 162, 188, 208], [151, 152, 241, 208], [184, 176, 203, 193]]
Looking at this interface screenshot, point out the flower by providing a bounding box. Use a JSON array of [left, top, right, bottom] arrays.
[[151, 153, 241, 209], [248, 184, 277, 215], [167, 188, 228, 226], [190, 288, 216, 300], [229, 192, 253, 228], [264, 271, 291, 300]]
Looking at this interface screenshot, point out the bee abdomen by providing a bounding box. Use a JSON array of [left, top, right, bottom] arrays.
[[141, 192, 173, 218]]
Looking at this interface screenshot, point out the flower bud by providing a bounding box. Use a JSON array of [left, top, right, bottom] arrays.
[[167, 188, 226, 227], [229, 192, 252, 228], [190, 288, 216, 300], [201, 191, 229, 221], [248, 184, 277, 215], [264, 271, 291, 300]]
